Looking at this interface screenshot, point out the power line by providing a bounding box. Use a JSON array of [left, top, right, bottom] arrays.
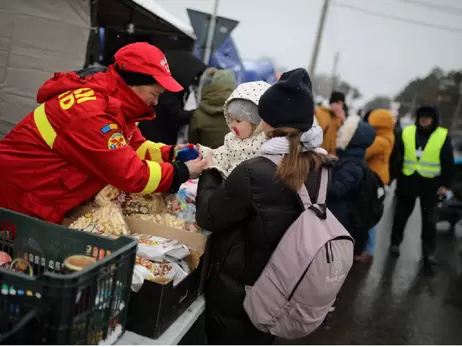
[[333, 2, 462, 34], [398, 0, 462, 16]]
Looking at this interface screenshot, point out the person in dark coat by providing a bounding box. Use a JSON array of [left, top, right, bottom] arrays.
[[195, 68, 330, 344], [138, 50, 207, 144], [389, 117, 403, 184], [390, 106, 454, 264], [327, 115, 376, 247]]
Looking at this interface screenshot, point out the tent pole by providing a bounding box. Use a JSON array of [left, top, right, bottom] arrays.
[[203, 0, 220, 64]]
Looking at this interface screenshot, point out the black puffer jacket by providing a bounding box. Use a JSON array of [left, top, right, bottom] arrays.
[[196, 156, 331, 345], [138, 50, 206, 144]]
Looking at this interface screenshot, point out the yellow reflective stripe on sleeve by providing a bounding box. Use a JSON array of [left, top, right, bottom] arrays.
[[33, 103, 57, 149], [135, 140, 165, 162], [142, 161, 162, 194]]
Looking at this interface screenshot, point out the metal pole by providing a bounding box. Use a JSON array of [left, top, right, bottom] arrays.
[[309, 0, 330, 76], [331, 51, 340, 92], [450, 81, 462, 131], [203, 0, 220, 64]]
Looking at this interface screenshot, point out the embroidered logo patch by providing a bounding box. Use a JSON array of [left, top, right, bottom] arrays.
[[100, 123, 118, 134], [108, 132, 127, 150]]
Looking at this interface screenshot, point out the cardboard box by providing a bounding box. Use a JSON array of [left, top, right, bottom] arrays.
[[65, 206, 211, 339], [124, 216, 209, 339]]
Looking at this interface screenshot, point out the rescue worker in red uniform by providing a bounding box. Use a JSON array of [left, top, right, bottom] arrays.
[[0, 42, 207, 224]]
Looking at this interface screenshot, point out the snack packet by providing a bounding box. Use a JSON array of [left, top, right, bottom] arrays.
[[131, 213, 186, 230], [94, 185, 167, 216], [135, 257, 176, 283], [165, 185, 201, 232], [119, 192, 167, 215], [69, 203, 129, 237], [132, 233, 190, 262], [165, 254, 191, 286], [94, 185, 121, 207]]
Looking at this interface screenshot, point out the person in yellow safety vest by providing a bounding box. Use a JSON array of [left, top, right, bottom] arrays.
[[390, 106, 455, 266]]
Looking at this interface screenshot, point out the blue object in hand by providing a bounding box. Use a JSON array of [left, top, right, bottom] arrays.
[[176, 146, 199, 162]]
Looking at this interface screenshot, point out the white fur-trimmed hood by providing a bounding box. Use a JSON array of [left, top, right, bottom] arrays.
[[336, 115, 361, 150]]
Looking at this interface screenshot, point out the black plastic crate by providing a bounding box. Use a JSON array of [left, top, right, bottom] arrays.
[[0, 208, 137, 344]]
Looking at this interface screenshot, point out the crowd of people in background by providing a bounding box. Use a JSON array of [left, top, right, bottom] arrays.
[[132, 46, 456, 343], [0, 42, 457, 344]]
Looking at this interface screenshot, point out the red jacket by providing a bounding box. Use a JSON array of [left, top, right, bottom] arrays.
[[0, 66, 179, 223]]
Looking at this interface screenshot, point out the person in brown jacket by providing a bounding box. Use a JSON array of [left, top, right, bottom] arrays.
[[315, 91, 346, 155], [365, 109, 396, 185], [354, 108, 395, 263]]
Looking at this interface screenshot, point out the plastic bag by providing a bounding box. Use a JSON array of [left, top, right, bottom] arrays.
[[119, 192, 167, 215], [94, 185, 121, 207], [165, 183, 201, 232], [131, 213, 186, 230], [164, 254, 191, 286], [94, 185, 167, 215], [69, 203, 130, 237], [135, 257, 176, 282], [132, 233, 190, 262]]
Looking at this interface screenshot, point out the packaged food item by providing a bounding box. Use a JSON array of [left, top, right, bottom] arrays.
[[119, 192, 167, 215], [165, 186, 201, 232], [131, 213, 186, 230], [134, 257, 176, 285], [94, 185, 167, 216], [165, 244, 190, 260], [94, 185, 121, 207], [69, 203, 130, 237], [132, 256, 190, 289], [164, 255, 191, 286], [132, 233, 190, 262]]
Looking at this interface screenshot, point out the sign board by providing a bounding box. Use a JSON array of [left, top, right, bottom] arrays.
[[187, 8, 239, 61]]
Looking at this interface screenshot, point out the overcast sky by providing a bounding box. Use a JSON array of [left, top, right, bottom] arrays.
[[156, 0, 461, 104]]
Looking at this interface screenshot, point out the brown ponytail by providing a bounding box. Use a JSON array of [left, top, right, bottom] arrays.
[[268, 128, 328, 191]]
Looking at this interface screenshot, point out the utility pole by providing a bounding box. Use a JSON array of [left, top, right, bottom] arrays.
[[331, 51, 340, 92], [203, 0, 220, 64], [309, 0, 330, 77], [450, 81, 462, 132]]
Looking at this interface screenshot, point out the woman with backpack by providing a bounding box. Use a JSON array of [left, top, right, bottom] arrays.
[[195, 68, 331, 344], [354, 109, 395, 263], [326, 114, 376, 255]]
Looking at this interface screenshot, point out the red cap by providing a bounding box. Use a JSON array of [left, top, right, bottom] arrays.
[[114, 42, 183, 92]]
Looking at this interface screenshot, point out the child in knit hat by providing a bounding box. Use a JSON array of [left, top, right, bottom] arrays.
[[199, 81, 271, 177]]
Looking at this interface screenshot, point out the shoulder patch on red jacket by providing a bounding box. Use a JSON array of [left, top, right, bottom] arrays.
[[107, 132, 127, 149]]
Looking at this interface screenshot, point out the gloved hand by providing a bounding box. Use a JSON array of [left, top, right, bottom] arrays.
[[173, 144, 199, 162]]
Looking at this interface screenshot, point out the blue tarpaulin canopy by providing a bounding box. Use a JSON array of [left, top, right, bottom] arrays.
[[194, 37, 246, 84], [194, 37, 277, 85], [242, 59, 277, 84]]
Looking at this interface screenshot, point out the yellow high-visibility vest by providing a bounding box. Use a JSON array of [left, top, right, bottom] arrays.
[[401, 125, 448, 178]]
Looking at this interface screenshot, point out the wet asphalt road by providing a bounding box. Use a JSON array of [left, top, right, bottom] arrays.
[[277, 191, 462, 345]]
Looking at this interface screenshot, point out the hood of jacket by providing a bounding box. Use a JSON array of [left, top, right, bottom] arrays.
[[36, 65, 154, 123], [197, 70, 235, 117], [337, 115, 376, 159], [415, 105, 440, 135], [368, 109, 395, 147], [223, 81, 271, 133]]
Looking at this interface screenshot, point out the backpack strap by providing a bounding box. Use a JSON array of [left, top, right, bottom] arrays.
[[311, 168, 328, 220], [261, 154, 327, 219]]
